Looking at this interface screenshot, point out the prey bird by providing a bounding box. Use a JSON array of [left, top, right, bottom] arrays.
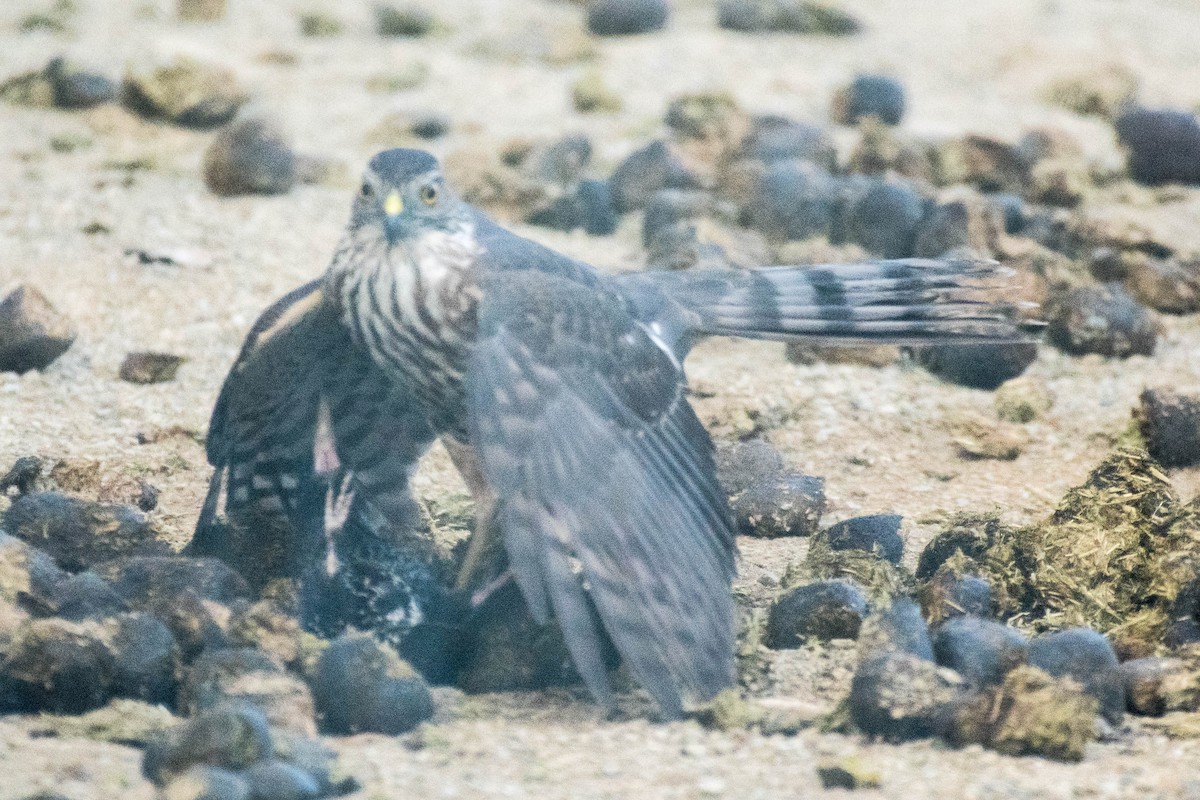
[[194, 148, 1033, 718]]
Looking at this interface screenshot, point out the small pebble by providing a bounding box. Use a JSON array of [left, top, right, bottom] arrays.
[[609, 139, 696, 213], [739, 115, 837, 168], [837, 178, 924, 258], [913, 195, 1006, 258], [831, 74, 906, 126], [409, 114, 450, 139], [52, 571, 128, 620], [1028, 628, 1125, 724], [311, 634, 434, 735], [242, 760, 322, 800], [766, 579, 869, 647], [933, 617, 1027, 687], [745, 159, 839, 242], [144, 705, 273, 785], [848, 651, 964, 741], [715, 440, 825, 538], [123, 54, 248, 129], [119, 351, 186, 384], [1118, 657, 1184, 717], [911, 343, 1039, 390], [1136, 388, 1200, 468], [203, 118, 296, 197], [374, 3, 435, 37], [856, 598, 933, 661], [1115, 106, 1200, 185], [3, 492, 167, 572], [1045, 284, 1159, 358], [108, 612, 180, 706], [0, 285, 76, 374], [816, 515, 903, 564], [95, 556, 250, 607], [45, 57, 116, 109], [717, 0, 861, 35], [586, 0, 669, 36]]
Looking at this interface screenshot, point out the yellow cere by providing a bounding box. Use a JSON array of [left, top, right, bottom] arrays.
[[384, 191, 404, 216]]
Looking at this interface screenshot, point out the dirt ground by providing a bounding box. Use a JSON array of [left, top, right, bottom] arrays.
[[4, 0, 1200, 797]]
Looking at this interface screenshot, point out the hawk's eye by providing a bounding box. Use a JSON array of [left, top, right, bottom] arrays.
[[420, 184, 439, 206], [360, 182, 373, 198]]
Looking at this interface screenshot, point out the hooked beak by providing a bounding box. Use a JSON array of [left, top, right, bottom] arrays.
[[383, 191, 405, 245]]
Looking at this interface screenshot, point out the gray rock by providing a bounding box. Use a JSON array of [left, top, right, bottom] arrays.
[[3, 493, 167, 572], [203, 118, 296, 197], [837, 179, 924, 258], [1115, 106, 1200, 185], [0, 286, 76, 374], [311, 634, 434, 735], [717, 0, 861, 35], [1028, 628, 1124, 724], [816, 515, 904, 564], [242, 760, 322, 800], [1045, 284, 1158, 357], [766, 579, 869, 646], [123, 55, 248, 129], [910, 342, 1039, 390], [1137, 388, 1200, 468], [832, 74, 906, 126], [374, 3, 435, 37], [587, 0, 669, 36], [849, 652, 964, 740], [933, 617, 1027, 687], [610, 139, 697, 213], [716, 440, 825, 538], [739, 115, 838, 169], [119, 351, 186, 384], [745, 159, 839, 241], [143, 705, 273, 785], [46, 57, 116, 109], [857, 598, 933, 662]]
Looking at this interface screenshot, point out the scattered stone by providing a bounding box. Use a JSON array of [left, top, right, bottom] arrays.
[[717, 0, 861, 35], [311, 634, 433, 735], [0, 285, 76, 373], [920, 560, 993, 626], [177, 0, 227, 22], [3, 493, 167, 572], [766, 579, 869, 646], [229, 600, 323, 674], [913, 193, 1007, 258], [913, 343, 1038, 391], [119, 351, 186, 384], [1045, 284, 1159, 357], [941, 665, 1098, 762], [1028, 628, 1124, 724], [45, 57, 116, 109], [1136, 388, 1200, 468], [1118, 657, 1190, 717], [935, 134, 1028, 193], [123, 55, 248, 129], [95, 556, 250, 608], [1125, 255, 1200, 314], [1115, 106, 1200, 185], [0, 531, 66, 612], [950, 414, 1029, 461], [409, 114, 449, 140], [816, 515, 904, 564], [847, 118, 937, 181], [738, 115, 837, 169], [642, 189, 718, 246], [298, 11, 342, 37], [242, 760, 323, 800], [527, 180, 618, 236], [571, 71, 622, 113], [1026, 158, 1090, 208], [933, 617, 1027, 687], [1, 617, 116, 713], [586, 0, 669, 36], [994, 376, 1053, 423], [745, 159, 839, 242], [0, 68, 55, 108], [837, 178, 924, 258], [1043, 64, 1138, 120], [715, 440, 825, 538], [609, 139, 697, 213], [143, 705, 273, 785], [647, 217, 770, 271], [374, 3, 435, 37], [52, 571, 128, 620], [815, 757, 880, 790], [108, 612, 180, 706], [831, 74, 905, 126], [203, 117, 296, 196], [915, 512, 1010, 580], [848, 651, 964, 741], [856, 598, 934, 661]]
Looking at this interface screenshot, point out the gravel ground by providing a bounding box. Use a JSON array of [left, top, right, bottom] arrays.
[[4, 0, 1200, 797]]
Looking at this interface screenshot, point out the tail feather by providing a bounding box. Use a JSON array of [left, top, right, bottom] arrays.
[[630, 258, 1040, 346]]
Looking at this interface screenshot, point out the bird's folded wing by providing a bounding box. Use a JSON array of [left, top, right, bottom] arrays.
[[195, 280, 434, 554], [467, 273, 737, 717]]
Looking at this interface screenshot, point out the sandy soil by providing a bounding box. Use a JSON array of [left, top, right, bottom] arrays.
[[5, 0, 1200, 797]]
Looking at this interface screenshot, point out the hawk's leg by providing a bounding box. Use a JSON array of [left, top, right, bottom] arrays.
[[315, 398, 355, 577], [443, 436, 505, 592]]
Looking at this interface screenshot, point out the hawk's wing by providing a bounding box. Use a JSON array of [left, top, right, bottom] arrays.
[[467, 271, 737, 717], [192, 280, 436, 574]]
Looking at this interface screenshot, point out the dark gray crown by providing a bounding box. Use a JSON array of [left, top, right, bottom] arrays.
[[367, 148, 441, 183]]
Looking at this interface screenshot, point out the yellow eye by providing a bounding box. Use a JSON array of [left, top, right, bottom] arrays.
[[420, 184, 439, 205]]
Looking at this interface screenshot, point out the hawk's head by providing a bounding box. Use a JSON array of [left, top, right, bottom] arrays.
[[349, 148, 472, 246]]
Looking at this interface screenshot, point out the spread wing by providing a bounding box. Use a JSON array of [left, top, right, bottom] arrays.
[[192, 280, 436, 574], [467, 271, 737, 717]]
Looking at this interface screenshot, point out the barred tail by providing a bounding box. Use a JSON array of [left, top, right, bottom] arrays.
[[633, 258, 1039, 347]]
